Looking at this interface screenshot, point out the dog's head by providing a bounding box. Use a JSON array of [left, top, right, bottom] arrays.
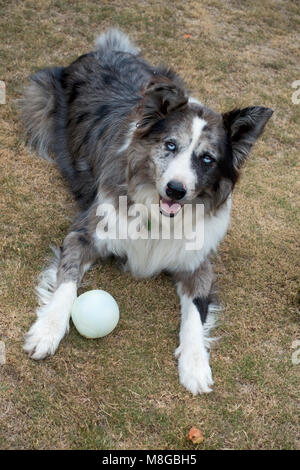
[[127, 76, 273, 215]]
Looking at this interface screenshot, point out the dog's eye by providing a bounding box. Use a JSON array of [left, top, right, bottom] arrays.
[[202, 153, 214, 164], [165, 141, 176, 152]]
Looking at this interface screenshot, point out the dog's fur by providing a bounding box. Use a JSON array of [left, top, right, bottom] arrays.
[[21, 29, 273, 395]]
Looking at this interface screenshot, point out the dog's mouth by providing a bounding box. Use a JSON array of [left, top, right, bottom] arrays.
[[159, 197, 183, 217]]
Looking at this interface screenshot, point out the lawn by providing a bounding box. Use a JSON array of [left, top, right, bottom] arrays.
[[0, 0, 299, 450]]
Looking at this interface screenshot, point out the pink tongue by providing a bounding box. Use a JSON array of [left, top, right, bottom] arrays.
[[160, 198, 182, 215]]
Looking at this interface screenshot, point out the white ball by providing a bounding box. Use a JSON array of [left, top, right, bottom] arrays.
[[71, 290, 119, 339]]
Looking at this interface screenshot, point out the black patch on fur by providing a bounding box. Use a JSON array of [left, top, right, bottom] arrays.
[[217, 136, 239, 185], [76, 112, 90, 124], [102, 73, 112, 86], [191, 139, 237, 192], [78, 235, 89, 245], [146, 118, 168, 137], [68, 80, 85, 104], [193, 296, 210, 324], [96, 104, 111, 118]]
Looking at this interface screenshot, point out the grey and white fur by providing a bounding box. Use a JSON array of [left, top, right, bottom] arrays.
[[20, 29, 273, 395]]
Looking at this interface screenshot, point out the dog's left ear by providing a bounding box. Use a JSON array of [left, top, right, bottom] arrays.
[[223, 106, 273, 169], [136, 78, 188, 133]]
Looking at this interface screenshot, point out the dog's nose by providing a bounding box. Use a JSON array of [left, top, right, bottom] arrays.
[[166, 180, 187, 200]]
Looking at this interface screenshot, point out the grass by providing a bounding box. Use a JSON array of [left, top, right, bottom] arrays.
[[0, 0, 299, 450]]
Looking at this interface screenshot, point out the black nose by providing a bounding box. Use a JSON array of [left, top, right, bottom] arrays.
[[166, 180, 187, 200]]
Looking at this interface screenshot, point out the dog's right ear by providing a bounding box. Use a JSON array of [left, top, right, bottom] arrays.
[[136, 78, 188, 133]]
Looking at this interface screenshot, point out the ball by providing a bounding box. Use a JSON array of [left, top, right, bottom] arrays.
[[71, 290, 119, 339]]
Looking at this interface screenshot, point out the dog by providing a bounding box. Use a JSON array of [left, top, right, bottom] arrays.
[[21, 29, 273, 395]]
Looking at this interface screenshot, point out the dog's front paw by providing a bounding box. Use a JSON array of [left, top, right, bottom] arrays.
[[23, 315, 69, 360], [175, 345, 213, 395]]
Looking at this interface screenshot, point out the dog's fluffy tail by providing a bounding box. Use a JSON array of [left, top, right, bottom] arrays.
[[20, 30, 138, 160], [19, 66, 64, 160], [94, 28, 140, 56]]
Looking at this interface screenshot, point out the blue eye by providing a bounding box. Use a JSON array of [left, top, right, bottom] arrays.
[[202, 154, 214, 164], [165, 141, 176, 152]]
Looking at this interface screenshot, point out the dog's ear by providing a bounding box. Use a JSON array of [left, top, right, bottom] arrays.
[[136, 78, 188, 133], [223, 106, 273, 169]]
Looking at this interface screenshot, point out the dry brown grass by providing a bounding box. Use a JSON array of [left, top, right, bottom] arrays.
[[0, 0, 299, 449]]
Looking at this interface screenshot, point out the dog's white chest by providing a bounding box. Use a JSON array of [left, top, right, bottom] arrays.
[[95, 198, 231, 278]]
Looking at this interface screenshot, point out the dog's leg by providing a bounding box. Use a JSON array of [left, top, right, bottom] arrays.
[[173, 260, 220, 395], [24, 227, 98, 359]]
